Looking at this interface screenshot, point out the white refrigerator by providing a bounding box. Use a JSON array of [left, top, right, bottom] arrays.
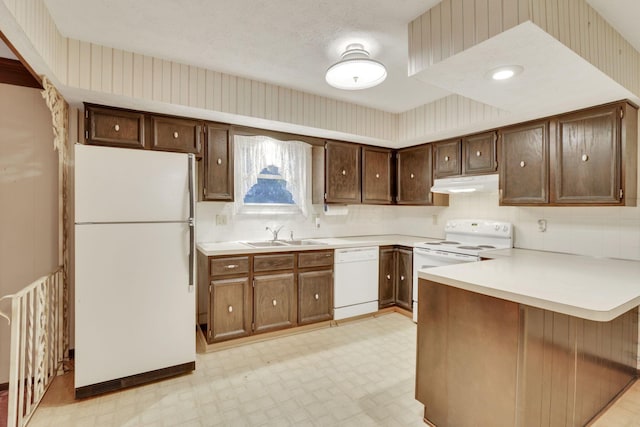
[[74, 144, 196, 398]]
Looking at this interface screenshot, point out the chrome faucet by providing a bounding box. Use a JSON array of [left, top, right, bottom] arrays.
[[266, 225, 284, 241]]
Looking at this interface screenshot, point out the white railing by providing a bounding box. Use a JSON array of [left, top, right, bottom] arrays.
[[0, 267, 64, 427]]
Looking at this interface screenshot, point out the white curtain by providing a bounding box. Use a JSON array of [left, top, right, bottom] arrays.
[[234, 134, 310, 216]]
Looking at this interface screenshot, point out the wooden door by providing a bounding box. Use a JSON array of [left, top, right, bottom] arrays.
[[433, 139, 461, 178], [378, 247, 395, 308], [554, 105, 621, 204], [396, 145, 433, 205], [209, 277, 251, 342], [203, 123, 233, 201], [395, 248, 413, 311], [86, 105, 146, 149], [464, 132, 497, 175], [298, 269, 333, 325], [150, 116, 202, 155], [253, 273, 296, 333], [499, 121, 549, 205], [325, 141, 361, 204], [362, 147, 393, 204]]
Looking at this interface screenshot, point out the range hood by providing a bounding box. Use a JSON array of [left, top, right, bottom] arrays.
[[431, 174, 499, 194]]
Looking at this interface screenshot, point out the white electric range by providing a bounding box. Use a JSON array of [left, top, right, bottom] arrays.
[[412, 219, 513, 322]]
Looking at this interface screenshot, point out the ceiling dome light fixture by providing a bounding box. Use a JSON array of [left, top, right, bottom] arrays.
[[325, 43, 387, 90], [488, 65, 524, 81]]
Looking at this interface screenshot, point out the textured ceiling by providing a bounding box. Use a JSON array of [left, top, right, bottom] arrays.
[[43, 0, 449, 113]]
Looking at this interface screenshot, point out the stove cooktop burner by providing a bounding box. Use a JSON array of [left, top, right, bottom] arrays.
[[478, 245, 496, 249], [457, 246, 484, 250]]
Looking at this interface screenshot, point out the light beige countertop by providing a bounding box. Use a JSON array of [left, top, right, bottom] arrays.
[[418, 248, 640, 322], [197, 234, 436, 256]]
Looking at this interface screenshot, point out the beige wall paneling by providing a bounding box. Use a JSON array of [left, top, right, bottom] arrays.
[[0, 84, 58, 383]]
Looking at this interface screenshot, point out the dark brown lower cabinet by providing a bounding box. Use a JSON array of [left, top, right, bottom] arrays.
[[199, 250, 334, 344], [253, 273, 296, 333], [378, 246, 413, 311], [209, 277, 251, 342], [298, 270, 333, 325]]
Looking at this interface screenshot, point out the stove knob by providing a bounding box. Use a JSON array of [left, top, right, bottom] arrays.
[[503, 225, 508, 231], [495, 225, 500, 231]]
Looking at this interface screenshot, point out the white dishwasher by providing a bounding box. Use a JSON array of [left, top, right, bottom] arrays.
[[333, 246, 379, 320]]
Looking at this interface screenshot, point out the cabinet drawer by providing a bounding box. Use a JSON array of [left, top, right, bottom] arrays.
[[151, 116, 202, 155], [298, 251, 334, 268], [87, 106, 145, 149], [210, 256, 250, 276], [254, 254, 295, 272]]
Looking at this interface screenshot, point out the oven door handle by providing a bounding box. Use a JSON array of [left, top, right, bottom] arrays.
[[414, 248, 479, 262]]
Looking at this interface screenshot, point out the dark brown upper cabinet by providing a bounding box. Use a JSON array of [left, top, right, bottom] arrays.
[[499, 121, 550, 205], [202, 123, 234, 201], [362, 147, 393, 204], [86, 105, 146, 149], [396, 144, 445, 205], [324, 140, 361, 204], [433, 139, 462, 178], [150, 116, 202, 155], [500, 101, 637, 207], [554, 104, 623, 204], [463, 131, 497, 175]]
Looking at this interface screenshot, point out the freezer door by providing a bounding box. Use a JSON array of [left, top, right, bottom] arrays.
[[75, 144, 190, 223], [74, 222, 195, 388]]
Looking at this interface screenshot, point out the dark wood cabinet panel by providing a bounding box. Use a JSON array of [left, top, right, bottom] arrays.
[[396, 145, 433, 205], [209, 256, 250, 277], [362, 147, 393, 204], [379, 246, 413, 311], [254, 254, 295, 272], [86, 106, 145, 149], [554, 105, 621, 204], [433, 139, 462, 178], [203, 124, 234, 201], [463, 132, 497, 175], [209, 277, 251, 342], [253, 273, 296, 333], [395, 248, 413, 311], [150, 116, 202, 155], [379, 247, 396, 308], [325, 141, 361, 204], [499, 121, 549, 205], [298, 269, 333, 325], [298, 250, 334, 269]]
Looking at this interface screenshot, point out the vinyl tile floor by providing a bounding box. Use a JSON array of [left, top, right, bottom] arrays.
[[29, 313, 425, 427], [26, 312, 640, 427]]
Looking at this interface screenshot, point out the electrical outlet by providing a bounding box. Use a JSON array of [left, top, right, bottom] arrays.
[[216, 214, 227, 225], [537, 219, 547, 232]]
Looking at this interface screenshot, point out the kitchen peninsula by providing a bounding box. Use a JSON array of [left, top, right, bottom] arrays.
[[416, 249, 640, 426]]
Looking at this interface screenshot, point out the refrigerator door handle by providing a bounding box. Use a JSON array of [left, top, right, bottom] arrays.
[[188, 154, 195, 293]]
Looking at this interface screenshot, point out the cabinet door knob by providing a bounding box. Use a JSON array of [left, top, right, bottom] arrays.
[[400, 275, 405, 281], [581, 154, 589, 162], [520, 161, 526, 168], [476, 151, 481, 157], [444, 155, 450, 162], [217, 158, 223, 165], [227, 305, 233, 313], [173, 131, 179, 139], [375, 173, 380, 178], [314, 293, 319, 300], [342, 169, 346, 175], [410, 173, 415, 179], [386, 274, 391, 280], [114, 124, 120, 132], [272, 299, 277, 307]]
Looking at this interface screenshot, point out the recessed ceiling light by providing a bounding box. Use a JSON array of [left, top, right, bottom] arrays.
[[325, 43, 387, 90], [488, 65, 523, 81]]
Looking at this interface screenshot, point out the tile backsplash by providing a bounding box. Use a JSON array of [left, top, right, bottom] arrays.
[[197, 191, 640, 261]]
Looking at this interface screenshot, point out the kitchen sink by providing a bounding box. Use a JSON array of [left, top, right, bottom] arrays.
[[243, 241, 289, 248], [242, 240, 327, 248]]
